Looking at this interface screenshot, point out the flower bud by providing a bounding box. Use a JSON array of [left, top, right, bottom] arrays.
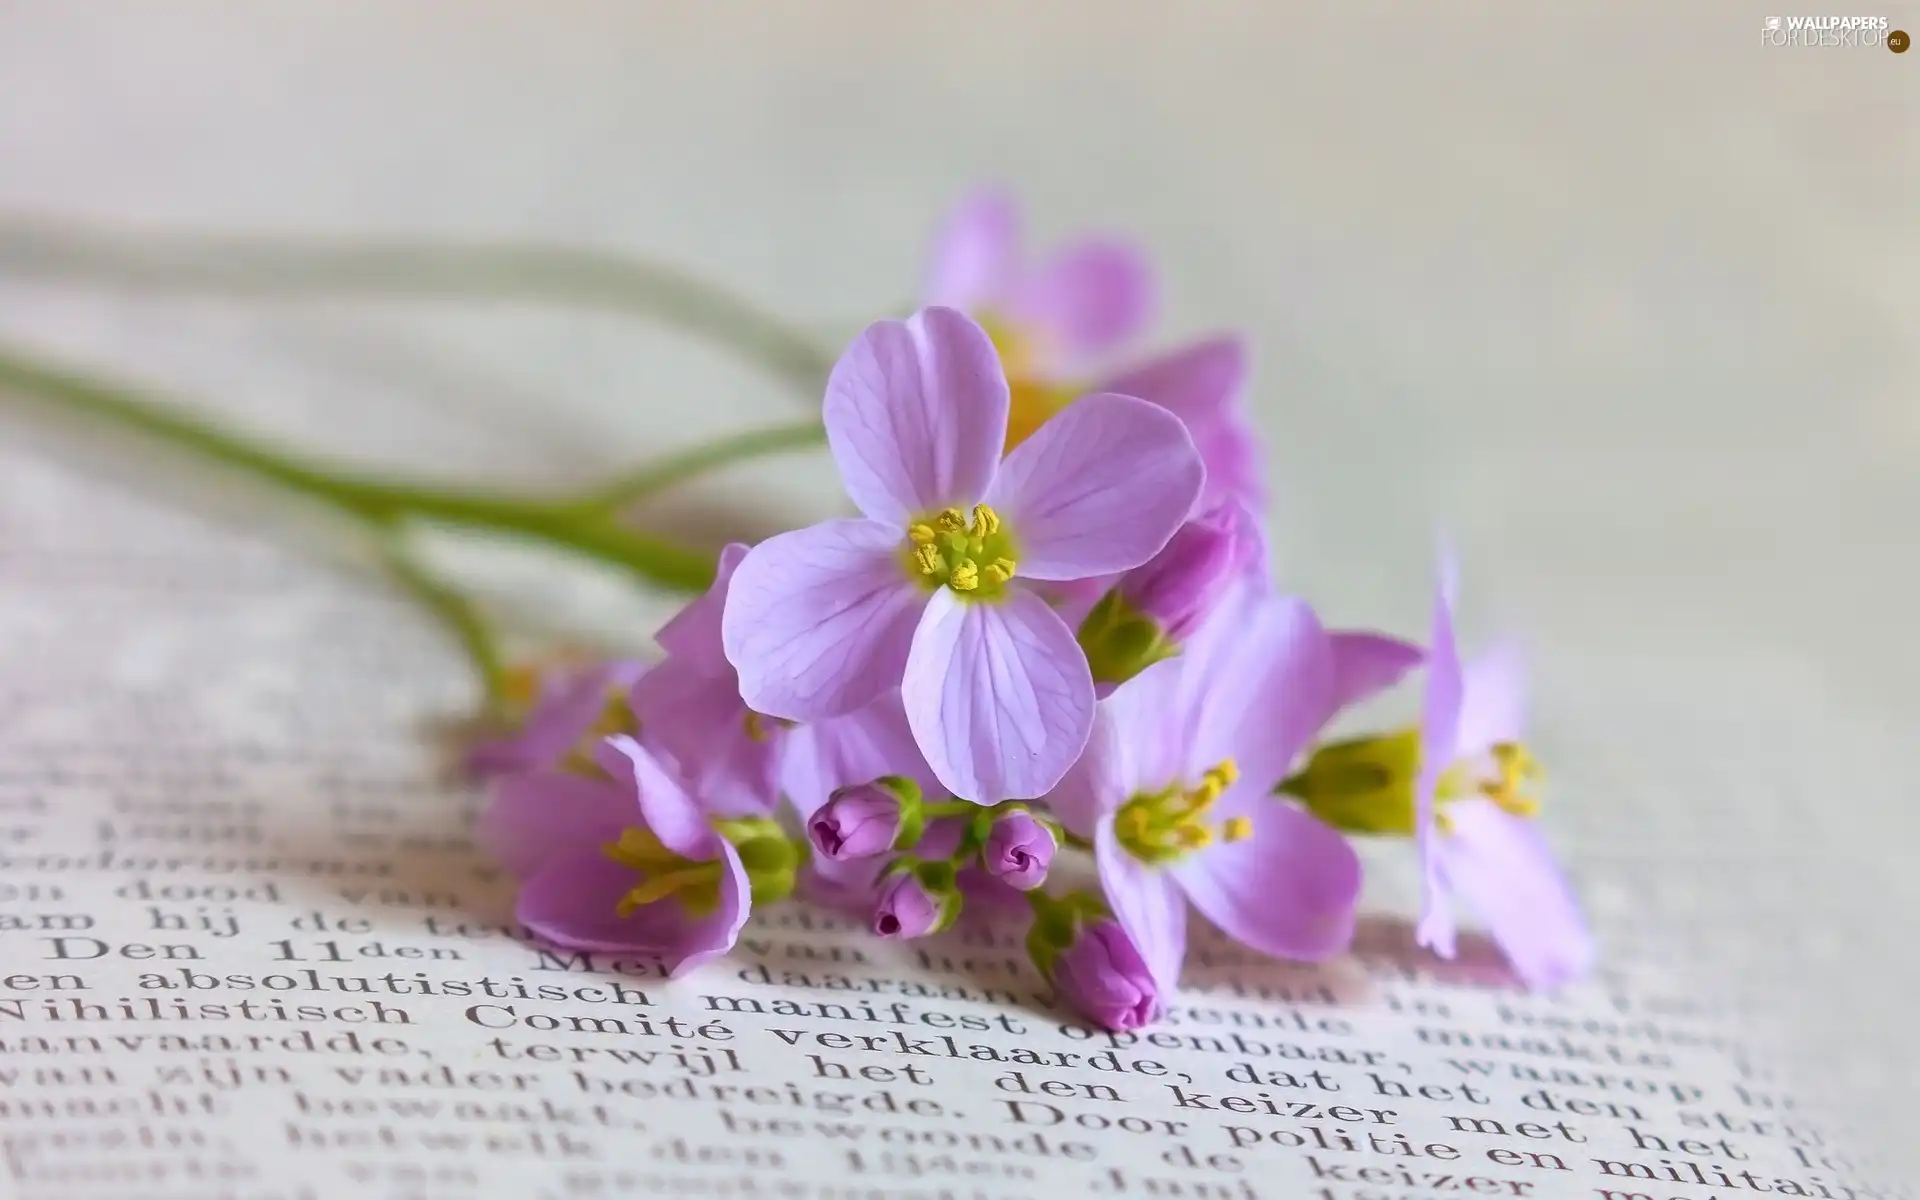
[[1117, 503, 1251, 641], [980, 808, 1056, 891], [808, 776, 923, 862], [1051, 919, 1162, 1032], [870, 861, 961, 939]]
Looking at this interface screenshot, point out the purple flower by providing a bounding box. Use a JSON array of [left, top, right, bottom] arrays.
[[981, 809, 1056, 891], [1051, 918, 1163, 1031], [475, 735, 750, 976], [1412, 554, 1595, 991], [871, 866, 958, 939], [722, 306, 1205, 802], [923, 188, 1264, 511], [1053, 587, 1370, 976], [631, 543, 785, 817], [467, 658, 648, 778], [808, 777, 918, 862]]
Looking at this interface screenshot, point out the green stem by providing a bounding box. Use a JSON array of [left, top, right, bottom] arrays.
[[575, 418, 826, 514], [0, 341, 715, 592], [0, 217, 835, 397], [376, 535, 510, 707]]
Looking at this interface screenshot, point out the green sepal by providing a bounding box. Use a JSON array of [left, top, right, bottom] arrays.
[[715, 816, 809, 906], [1277, 730, 1421, 837], [1077, 589, 1180, 687]]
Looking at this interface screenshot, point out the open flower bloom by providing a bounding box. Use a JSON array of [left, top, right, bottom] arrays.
[[477, 736, 795, 975], [923, 188, 1264, 511], [1410, 559, 1595, 990], [631, 543, 785, 817], [1052, 589, 1368, 999], [723, 306, 1205, 801], [467, 658, 647, 778]]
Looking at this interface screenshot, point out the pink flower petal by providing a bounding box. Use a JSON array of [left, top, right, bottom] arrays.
[[517, 845, 749, 976], [779, 691, 938, 822], [824, 308, 1008, 525], [1181, 591, 1334, 791], [596, 735, 718, 862], [902, 587, 1094, 802], [653, 542, 748, 666], [1003, 237, 1155, 370], [722, 519, 926, 722], [986, 393, 1204, 581], [923, 188, 1022, 312], [1173, 796, 1361, 962], [1455, 639, 1528, 756], [1099, 335, 1246, 427], [1049, 658, 1184, 837], [1435, 799, 1595, 990], [1414, 550, 1467, 959], [1326, 631, 1423, 719], [1095, 819, 1188, 995], [476, 769, 632, 880]]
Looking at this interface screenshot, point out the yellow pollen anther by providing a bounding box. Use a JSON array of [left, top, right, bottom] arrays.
[[935, 508, 968, 533], [1211, 759, 1240, 788], [912, 544, 945, 576], [1222, 816, 1253, 843], [908, 524, 937, 545], [1176, 824, 1215, 850], [950, 562, 980, 591], [972, 504, 1000, 535], [985, 557, 1017, 584], [1479, 742, 1543, 820]]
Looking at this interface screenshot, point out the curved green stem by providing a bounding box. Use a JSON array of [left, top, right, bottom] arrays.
[[0, 217, 835, 397], [376, 534, 510, 707], [575, 418, 826, 514], [0, 341, 716, 592]]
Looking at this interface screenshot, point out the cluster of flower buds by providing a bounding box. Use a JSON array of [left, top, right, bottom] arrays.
[[471, 190, 1595, 1030]]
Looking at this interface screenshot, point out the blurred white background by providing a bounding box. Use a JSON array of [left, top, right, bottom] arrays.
[[1, 0, 1915, 1166]]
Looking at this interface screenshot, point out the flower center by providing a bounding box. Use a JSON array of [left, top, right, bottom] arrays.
[[1438, 741, 1541, 825], [561, 686, 640, 778], [903, 504, 1020, 600], [601, 826, 723, 917], [740, 710, 794, 744], [981, 315, 1080, 453], [1280, 733, 1543, 837], [1114, 759, 1249, 866]]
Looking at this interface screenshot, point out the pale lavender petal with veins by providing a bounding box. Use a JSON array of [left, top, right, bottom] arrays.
[[985, 393, 1204, 581], [1172, 791, 1361, 962], [722, 519, 925, 723], [1434, 798, 1596, 990], [823, 307, 1007, 525], [1095, 821, 1188, 995], [1413, 551, 1468, 961], [903, 587, 1094, 802], [1099, 335, 1262, 511]]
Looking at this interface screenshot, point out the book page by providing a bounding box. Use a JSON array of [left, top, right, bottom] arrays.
[[0, 450, 1906, 1200], [2, 5, 1917, 1198]]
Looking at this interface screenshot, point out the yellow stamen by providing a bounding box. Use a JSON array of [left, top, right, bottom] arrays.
[[1222, 816, 1253, 843], [912, 544, 945, 576], [1176, 824, 1214, 850], [908, 523, 937, 546], [935, 507, 968, 533], [611, 862, 723, 917], [972, 504, 1000, 536], [950, 562, 979, 591], [985, 557, 1017, 584], [1211, 759, 1240, 788], [1479, 742, 1543, 819], [1113, 758, 1245, 865]]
